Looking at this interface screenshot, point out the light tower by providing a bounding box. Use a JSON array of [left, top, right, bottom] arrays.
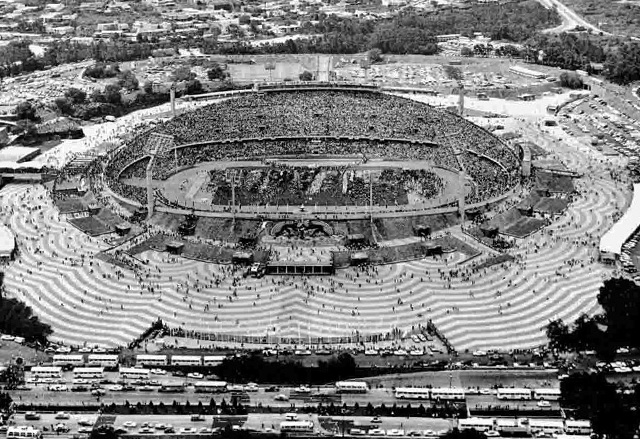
[[458, 82, 465, 116], [170, 82, 177, 117]]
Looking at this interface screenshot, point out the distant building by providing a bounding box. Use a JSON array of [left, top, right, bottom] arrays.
[[96, 21, 129, 32], [509, 65, 547, 79], [436, 34, 461, 42]]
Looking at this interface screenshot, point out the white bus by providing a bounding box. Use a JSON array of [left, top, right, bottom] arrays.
[[119, 367, 150, 380], [31, 366, 62, 378], [87, 354, 119, 368], [171, 355, 202, 367], [335, 381, 369, 393], [280, 421, 314, 433], [7, 426, 42, 439], [203, 356, 226, 367], [394, 387, 431, 400], [565, 420, 591, 435], [159, 381, 185, 393], [136, 354, 168, 367], [458, 418, 495, 432], [72, 367, 104, 379], [534, 388, 561, 400], [52, 355, 84, 368], [529, 419, 564, 435], [430, 387, 466, 401], [194, 381, 228, 393], [497, 388, 532, 400]]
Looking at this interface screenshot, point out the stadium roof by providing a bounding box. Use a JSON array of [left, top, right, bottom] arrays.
[[0, 224, 15, 258], [600, 183, 640, 257]]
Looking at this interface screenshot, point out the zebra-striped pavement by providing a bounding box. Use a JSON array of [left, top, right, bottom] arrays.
[[0, 122, 628, 351]]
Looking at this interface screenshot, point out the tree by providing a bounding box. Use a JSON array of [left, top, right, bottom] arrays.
[[185, 79, 203, 95], [206, 63, 228, 81], [90, 89, 106, 103], [15, 101, 38, 121], [104, 84, 122, 105], [368, 48, 383, 63], [545, 319, 570, 352], [172, 66, 196, 82], [55, 97, 74, 115], [299, 70, 314, 81], [460, 47, 474, 57], [561, 372, 639, 439], [443, 65, 463, 81], [117, 70, 139, 91], [143, 81, 154, 94], [65, 87, 87, 104], [559, 71, 584, 89]]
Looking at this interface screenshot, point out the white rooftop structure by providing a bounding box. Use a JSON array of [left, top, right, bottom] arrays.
[[600, 183, 640, 260], [0, 224, 14, 258]]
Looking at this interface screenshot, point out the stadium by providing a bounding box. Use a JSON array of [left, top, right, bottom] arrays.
[[1, 82, 613, 352], [104, 84, 520, 246]]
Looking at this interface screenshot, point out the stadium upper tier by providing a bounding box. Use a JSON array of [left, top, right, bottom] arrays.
[[105, 89, 519, 206]]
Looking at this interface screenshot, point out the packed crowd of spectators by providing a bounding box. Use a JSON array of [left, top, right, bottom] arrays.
[[203, 166, 445, 207], [106, 89, 519, 206]]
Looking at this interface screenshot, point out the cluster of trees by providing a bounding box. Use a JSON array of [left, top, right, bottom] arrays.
[[546, 277, 640, 360], [546, 278, 640, 438], [0, 40, 160, 80], [214, 352, 362, 384], [0, 275, 52, 345], [560, 373, 640, 439], [52, 82, 170, 120], [98, 398, 247, 416], [559, 71, 584, 89], [84, 62, 120, 79]]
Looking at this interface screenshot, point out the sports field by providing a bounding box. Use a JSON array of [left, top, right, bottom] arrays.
[[160, 159, 465, 214]]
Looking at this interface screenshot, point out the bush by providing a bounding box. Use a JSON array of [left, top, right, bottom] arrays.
[[299, 70, 314, 81], [15, 101, 38, 121]]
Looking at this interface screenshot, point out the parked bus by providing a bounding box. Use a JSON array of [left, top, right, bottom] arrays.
[[335, 381, 369, 393], [394, 387, 431, 400], [194, 381, 228, 393], [497, 388, 532, 400], [159, 381, 186, 393], [533, 388, 561, 400], [30, 366, 62, 378], [72, 367, 104, 379], [171, 355, 202, 367], [280, 421, 314, 433], [202, 356, 226, 367], [52, 355, 84, 368], [565, 420, 591, 435], [87, 354, 119, 368], [135, 354, 167, 367], [458, 418, 495, 432], [7, 426, 42, 439], [430, 387, 466, 401], [119, 367, 150, 380], [529, 420, 564, 435]]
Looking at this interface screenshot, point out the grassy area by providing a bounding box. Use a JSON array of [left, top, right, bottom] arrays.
[[0, 341, 46, 366], [561, 0, 640, 36]]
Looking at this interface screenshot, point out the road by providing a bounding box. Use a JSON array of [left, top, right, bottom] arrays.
[[9, 411, 455, 438], [536, 0, 610, 35]]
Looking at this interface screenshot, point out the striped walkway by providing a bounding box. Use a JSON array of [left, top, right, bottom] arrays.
[[0, 130, 626, 351]]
